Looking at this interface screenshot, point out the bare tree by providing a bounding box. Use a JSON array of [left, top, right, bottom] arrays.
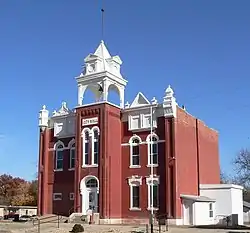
[[233, 148, 250, 188], [220, 170, 231, 184]]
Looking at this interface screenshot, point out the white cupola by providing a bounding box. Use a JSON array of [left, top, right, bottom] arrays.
[[76, 40, 127, 108], [162, 85, 177, 118], [39, 105, 49, 131]]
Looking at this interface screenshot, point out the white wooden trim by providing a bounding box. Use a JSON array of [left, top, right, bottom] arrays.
[[129, 136, 141, 167], [146, 175, 159, 210], [147, 134, 159, 166], [91, 126, 100, 166], [128, 176, 142, 210], [121, 139, 165, 147], [82, 128, 91, 166]]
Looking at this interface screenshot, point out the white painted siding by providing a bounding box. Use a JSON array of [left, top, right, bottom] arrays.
[[244, 210, 250, 223], [231, 188, 243, 225], [200, 184, 243, 225], [0, 207, 4, 217], [193, 202, 215, 225]]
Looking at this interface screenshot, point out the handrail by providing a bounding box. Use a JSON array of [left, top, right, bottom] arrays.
[[32, 214, 62, 226], [68, 205, 81, 217], [33, 213, 62, 233]]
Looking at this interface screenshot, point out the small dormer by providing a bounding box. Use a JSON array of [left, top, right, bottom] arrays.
[[50, 102, 75, 138], [123, 92, 158, 132]]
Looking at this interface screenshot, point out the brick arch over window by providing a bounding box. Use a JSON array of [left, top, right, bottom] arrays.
[[54, 141, 65, 171], [146, 133, 159, 166]]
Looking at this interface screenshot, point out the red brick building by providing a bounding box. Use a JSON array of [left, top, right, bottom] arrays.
[[38, 41, 220, 224]]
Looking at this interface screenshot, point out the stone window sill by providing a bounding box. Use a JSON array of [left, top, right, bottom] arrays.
[[129, 207, 141, 211], [54, 169, 63, 172], [147, 207, 159, 211], [82, 164, 98, 168], [129, 165, 141, 168], [146, 164, 158, 168]]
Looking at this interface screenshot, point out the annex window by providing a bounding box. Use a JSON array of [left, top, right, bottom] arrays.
[[69, 141, 75, 169], [92, 128, 99, 165], [55, 142, 64, 171], [209, 203, 213, 218], [147, 134, 158, 166], [128, 176, 142, 210], [146, 176, 159, 210], [53, 193, 62, 201]]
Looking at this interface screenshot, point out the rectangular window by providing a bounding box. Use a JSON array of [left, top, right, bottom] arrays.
[[53, 193, 62, 201], [209, 203, 213, 217], [131, 186, 140, 208], [56, 151, 63, 170], [149, 184, 159, 208], [69, 193, 74, 201], [132, 156, 140, 166], [70, 149, 75, 169], [94, 140, 98, 164]]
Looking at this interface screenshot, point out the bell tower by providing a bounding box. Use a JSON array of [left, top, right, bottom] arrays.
[[76, 40, 127, 108]]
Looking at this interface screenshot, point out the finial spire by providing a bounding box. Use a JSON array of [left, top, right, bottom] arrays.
[[101, 0, 105, 41]]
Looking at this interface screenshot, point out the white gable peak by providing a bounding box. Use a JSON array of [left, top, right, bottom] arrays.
[[130, 92, 150, 108], [93, 40, 111, 59]]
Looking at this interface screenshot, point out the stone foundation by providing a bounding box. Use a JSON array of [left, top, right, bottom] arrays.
[[69, 213, 183, 226]]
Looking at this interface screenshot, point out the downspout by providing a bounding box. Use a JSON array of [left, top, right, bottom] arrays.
[[195, 119, 200, 196], [38, 130, 43, 216]]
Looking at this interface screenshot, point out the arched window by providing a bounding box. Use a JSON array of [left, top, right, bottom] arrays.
[[69, 143, 75, 169], [92, 129, 99, 165], [83, 131, 90, 166], [147, 134, 158, 166], [86, 178, 98, 188], [55, 142, 64, 171], [130, 138, 140, 167]]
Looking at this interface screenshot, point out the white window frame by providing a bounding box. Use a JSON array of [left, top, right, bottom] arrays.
[[146, 175, 159, 211], [146, 133, 159, 167], [68, 139, 76, 170], [54, 141, 65, 171], [69, 192, 74, 201], [53, 193, 62, 201], [82, 128, 91, 167], [91, 126, 100, 166], [129, 135, 142, 168], [128, 176, 142, 211], [209, 202, 214, 218]]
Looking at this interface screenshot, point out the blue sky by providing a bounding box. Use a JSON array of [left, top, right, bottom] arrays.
[[0, 0, 250, 180]]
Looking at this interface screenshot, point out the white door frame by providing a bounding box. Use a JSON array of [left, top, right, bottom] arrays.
[[80, 175, 99, 215]]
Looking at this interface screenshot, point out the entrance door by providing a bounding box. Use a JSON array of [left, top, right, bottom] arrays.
[[81, 178, 98, 214], [88, 189, 97, 212]]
